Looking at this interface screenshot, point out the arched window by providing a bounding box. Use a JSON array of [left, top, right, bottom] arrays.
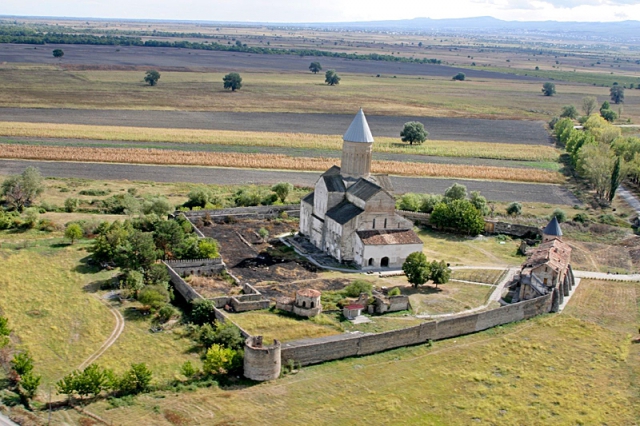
[[381, 257, 389, 267], [302, 301, 306, 308], [311, 301, 315, 309], [368, 258, 374, 266]]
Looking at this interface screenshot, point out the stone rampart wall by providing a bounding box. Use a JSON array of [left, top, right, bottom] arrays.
[[280, 294, 551, 366], [165, 258, 224, 277], [184, 205, 300, 220], [164, 262, 203, 303], [488, 221, 541, 238]]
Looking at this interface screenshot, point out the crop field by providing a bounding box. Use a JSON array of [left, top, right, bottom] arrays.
[[0, 107, 554, 145], [0, 63, 634, 121], [0, 121, 561, 161], [45, 278, 639, 425], [0, 143, 564, 183]]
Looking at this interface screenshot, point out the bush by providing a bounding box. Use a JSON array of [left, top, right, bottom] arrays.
[[443, 183, 467, 201], [197, 322, 244, 351], [157, 305, 177, 322], [452, 72, 466, 81], [65, 223, 83, 244], [598, 214, 617, 225], [552, 208, 567, 223], [388, 287, 401, 296], [430, 199, 485, 235], [271, 182, 293, 203], [398, 193, 422, 212], [117, 363, 153, 395], [197, 238, 220, 259], [420, 194, 443, 213], [258, 227, 269, 240], [79, 189, 110, 196], [64, 197, 80, 212], [506, 202, 522, 216], [203, 345, 242, 376], [56, 364, 115, 399], [39, 201, 59, 212], [181, 361, 197, 378], [343, 280, 373, 297], [573, 212, 589, 223], [184, 188, 214, 209], [142, 197, 173, 216], [137, 285, 171, 310], [191, 299, 217, 325], [123, 270, 145, 292]]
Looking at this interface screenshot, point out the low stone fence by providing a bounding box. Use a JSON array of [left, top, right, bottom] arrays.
[[280, 294, 551, 366], [485, 220, 541, 238], [397, 210, 431, 225], [164, 261, 202, 303], [212, 306, 252, 338], [182, 205, 300, 221], [165, 258, 224, 277]]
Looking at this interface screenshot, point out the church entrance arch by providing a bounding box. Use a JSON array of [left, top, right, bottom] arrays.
[[381, 257, 389, 267], [368, 258, 374, 266]]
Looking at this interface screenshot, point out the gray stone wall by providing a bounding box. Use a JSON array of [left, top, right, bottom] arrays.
[[184, 205, 300, 220], [244, 336, 281, 382], [280, 294, 552, 366], [164, 262, 203, 302], [165, 258, 224, 277]]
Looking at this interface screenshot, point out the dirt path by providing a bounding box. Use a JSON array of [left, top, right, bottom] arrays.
[[77, 295, 125, 371]]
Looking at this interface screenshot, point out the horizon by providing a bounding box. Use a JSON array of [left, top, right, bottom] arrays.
[[2, 0, 640, 24]]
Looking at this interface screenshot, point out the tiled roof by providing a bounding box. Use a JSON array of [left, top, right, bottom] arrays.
[[326, 201, 364, 225], [322, 165, 341, 176], [347, 178, 381, 201], [356, 229, 423, 246], [302, 192, 314, 205], [345, 304, 364, 310], [297, 289, 321, 298], [521, 238, 571, 274], [343, 108, 374, 143]]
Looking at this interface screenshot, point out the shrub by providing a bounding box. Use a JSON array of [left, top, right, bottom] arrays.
[[198, 238, 220, 259], [573, 212, 589, 223], [142, 197, 173, 216], [552, 208, 567, 223], [420, 194, 443, 213], [65, 223, 83, 244], [343, 280, 373, 297], [157, 305, 177, 322], [191, 299, 217, 325], [258, 227, 269, 240], [506, 202, 522, 216], [443, 183, 467, 201], [56, 364, 115, 399], [117, 363, 153, 395], [388, 287, 401, 296], [123, 270, 145, 292], [430, 200, 485, 235], [598, 214, 617, 225], [452, 72, 466, 81], [181, 361, 197, 378], [64, 197, 80, 212], [203, 345, 242, 376], [137, 285, 171, 310], [398, 193, 422, 212], [39, 201, 59, 212], [37, 219, 57, 232], [184, 188, 215, 209], [79, 189, 110, 196], [271, 182, 293, 203]]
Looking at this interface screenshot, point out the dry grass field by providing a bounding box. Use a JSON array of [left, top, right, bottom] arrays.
[[0, 143, 564, 183], [0, 121, 561, 161], [228, 311, 343, 343], [0, 64, 635, 121], [40, 278, 639, 425]]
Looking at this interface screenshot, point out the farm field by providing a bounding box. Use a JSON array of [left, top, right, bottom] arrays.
[[0, 107, 553, 145], [0, 143, 564, 183], [1, 64, 636, 121], [0, 159, 579, 204], [42, 278, 640, 426]]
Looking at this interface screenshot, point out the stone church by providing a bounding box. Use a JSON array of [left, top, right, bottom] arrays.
[[299, 109, 423, 269]]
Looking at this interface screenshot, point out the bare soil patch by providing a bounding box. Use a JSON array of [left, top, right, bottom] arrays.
[[0, 107, 551, 145]]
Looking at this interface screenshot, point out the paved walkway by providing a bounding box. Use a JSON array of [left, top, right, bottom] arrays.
[[573, 270, 640, 282], [617, 185, 640, 216], [0, 413, 17, 426]]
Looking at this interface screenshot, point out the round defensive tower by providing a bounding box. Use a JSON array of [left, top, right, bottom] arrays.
[[341, 108, 374, 180], [243, 336, 281, 381]]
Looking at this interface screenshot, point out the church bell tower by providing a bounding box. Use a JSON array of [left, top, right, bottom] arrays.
[[341, 108, 374, 179]]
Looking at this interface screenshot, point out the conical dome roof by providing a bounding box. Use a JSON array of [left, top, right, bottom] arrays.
[[343, 108, 374, 143], [543, 216, 563, 237]]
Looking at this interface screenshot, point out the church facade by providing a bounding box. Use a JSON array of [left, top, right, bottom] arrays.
[[299, 109, 423, 269]]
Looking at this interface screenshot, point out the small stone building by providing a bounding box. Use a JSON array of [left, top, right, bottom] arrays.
[[299, 109, 423, 269], [343, 303, 364, 320], [275, 288, 322, 318], [516, 217, 575, 308], [243, 336, 281, 381], [370, 293, 411, 314]]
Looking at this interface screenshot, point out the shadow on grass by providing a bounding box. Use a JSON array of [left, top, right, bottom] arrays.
[[123, 307, 151, 322], [402, 285, 443, 296], [74, 255, 100, 274]]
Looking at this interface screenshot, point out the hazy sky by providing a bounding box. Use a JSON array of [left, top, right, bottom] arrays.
[[2, 0, 640, 22]]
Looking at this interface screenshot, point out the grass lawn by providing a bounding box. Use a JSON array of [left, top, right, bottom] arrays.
[[451, 269, 506, 285], [1, 64, 637, 121], [403, 281, 495, 316], [417, 228, 524, 267], [226, 310, 343, 343], [54, 278, 640, 425]]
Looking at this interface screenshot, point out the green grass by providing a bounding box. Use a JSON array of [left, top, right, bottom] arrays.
[[403, 281, 496, 316], [226, 310, 343, 343], [51, 279, 639, 425]]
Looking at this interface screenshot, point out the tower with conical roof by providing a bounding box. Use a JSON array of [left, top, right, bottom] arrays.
[[542, 216, 563, 242], [341, 108, 374, 179]]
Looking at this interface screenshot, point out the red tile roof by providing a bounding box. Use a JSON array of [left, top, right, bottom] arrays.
[[297, 289, 321, 298], [522, 238, 571, 273], [345, 304, 364, 310], [356, 229, 422, 246]]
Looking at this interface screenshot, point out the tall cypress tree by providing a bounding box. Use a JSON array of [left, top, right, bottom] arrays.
[[608, 157, 622, 202]]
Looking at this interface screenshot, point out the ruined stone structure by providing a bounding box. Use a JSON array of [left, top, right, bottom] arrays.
[[243, 336, 281, 381], [370, 293, 411, 314], [516, 217, 575, 310], [299, 109, 423, 269], [275, 289, 322, 318]]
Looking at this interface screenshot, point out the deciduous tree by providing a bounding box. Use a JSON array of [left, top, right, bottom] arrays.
[[65, 223, 83, 244], [610, 84, 625, 104], [272, 182, 293, 203], [325, 69, 341, 86], [541, 82, 556, 96], [400, 121, 428, 145], [144, 70, 160, 86], [402, 252, 430, 288], [223, 72, 243, 91], [309, 61, 322, 74], [581, 96, 597, 116], [1, 167, 45, 211], [52, 49, 64, 59]]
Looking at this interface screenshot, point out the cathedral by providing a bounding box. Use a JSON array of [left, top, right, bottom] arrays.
[[299, 109, 423, 269]]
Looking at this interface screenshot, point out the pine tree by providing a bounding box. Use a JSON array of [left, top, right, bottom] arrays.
[[608, 156, 622, 202]]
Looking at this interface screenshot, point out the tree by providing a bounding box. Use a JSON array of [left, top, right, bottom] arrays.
[[142, 197, 173, 216], [11, 351, 34, 378], [608, 156, 623, 202], [452, 72, 466, 81], [429, 260, 451, 288], [117, 230, 157, 271], [560, 105, 578, 119], [123, 270, 145, 292], [309, 61, 322, 74], [223, 72, 243, 91], [430, 200, 485, 235], [444, 183, 467, 202], [343, 280, 373, 297], [325, 69, 341, 86], [203, 344, 242, 376], [402, 252, 430, 288], [272, 182, 293, 203], [144, 70, 160, 86], [541, 82, 556, 96], [582, 96, 598, 116], [610, 84, 625, 104], [138, 285, 170, 310], [19, 372, 41, 400], [56, 364, 115, 399], [506, 202, 522, 216], [65, 223, 83, 244], [577, 142, 615, 201], [185, 187, 215, 209], [64, 197, 79, 212], [154, 220, 185, 258], [198, 237, 220, 259], [52, 49, 64, 59], [1, 167, 45, 211], [398, 193, 423, 212], [191, 299, 217, 325], [0, 316, 11, 348], [552, 208, 567, 223], [470, 191, 489, 215], [400, 121, 428, 145], [601, 108, 618, 123], [117, 363, 153, 395]]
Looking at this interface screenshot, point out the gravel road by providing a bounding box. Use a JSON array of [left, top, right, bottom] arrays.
[[0, 159, 578, 205], [0, 108, 552, 145], [0, 43, 540, 81]]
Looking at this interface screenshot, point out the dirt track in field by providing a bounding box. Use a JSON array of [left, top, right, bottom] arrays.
[[0, 159, 578, 205], [0, 108, 552, 145], [0, 43, 541, 81]]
